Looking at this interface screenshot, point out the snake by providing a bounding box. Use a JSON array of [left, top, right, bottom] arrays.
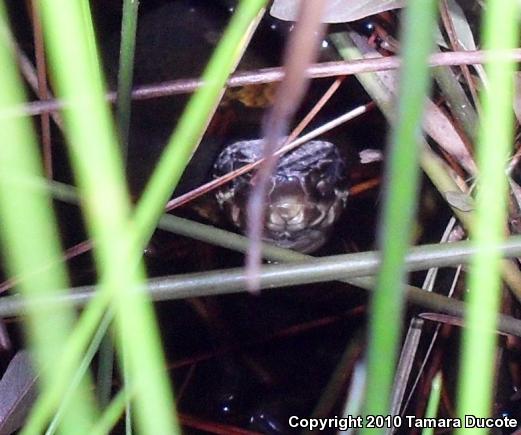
[[104, 0, 350, 253], [213, 139, 349, 253]]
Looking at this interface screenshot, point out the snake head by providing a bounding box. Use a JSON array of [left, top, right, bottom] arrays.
[[213, 139, 349, 253]]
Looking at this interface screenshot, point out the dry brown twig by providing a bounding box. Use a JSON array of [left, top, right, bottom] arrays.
[[8, 49, 521, 118], [245, 0, 328, 292]]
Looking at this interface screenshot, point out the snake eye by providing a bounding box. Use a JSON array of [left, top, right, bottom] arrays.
[[316, 179, 333, 197]]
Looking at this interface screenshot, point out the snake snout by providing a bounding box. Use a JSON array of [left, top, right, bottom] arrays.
[[267, 196, 307, 230]]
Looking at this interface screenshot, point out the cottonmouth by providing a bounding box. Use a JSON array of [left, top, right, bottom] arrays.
[[104, 0, 350, 253], [213, 139, 348, 253]]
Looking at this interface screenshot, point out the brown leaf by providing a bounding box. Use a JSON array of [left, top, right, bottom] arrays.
[[420, 313, 510, 337], [271, 0, 406, 23], [0, 351, 38, 435]]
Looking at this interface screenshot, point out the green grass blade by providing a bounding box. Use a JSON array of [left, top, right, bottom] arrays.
[[91, 389, 129, 435], [29, 0, 180, 433], [116, 0, 140, 160], [44, 311, 113, 435], [96, 333, 115, 409], [422, 372, 442, 435], [361, 0, 437, 427], [0, 2, 98, 433], [456, 0, 520, 430], [132, 0, 267, 250]]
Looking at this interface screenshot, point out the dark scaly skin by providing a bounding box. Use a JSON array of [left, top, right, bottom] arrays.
[[213, 140, 349, 253]]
